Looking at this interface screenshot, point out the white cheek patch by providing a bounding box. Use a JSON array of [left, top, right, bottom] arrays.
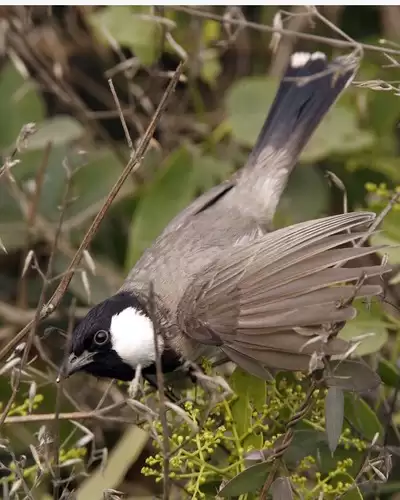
[[110, 307, 164, 368]]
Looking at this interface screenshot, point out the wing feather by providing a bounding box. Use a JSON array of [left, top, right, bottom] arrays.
[[178, 212, 390, 375]]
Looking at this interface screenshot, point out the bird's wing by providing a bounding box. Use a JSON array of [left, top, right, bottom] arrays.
[[178, 212, 389, 376]]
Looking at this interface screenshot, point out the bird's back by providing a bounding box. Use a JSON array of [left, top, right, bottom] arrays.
[[122, 203, 263, 316]]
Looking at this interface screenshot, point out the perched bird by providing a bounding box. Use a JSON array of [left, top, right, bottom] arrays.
[[64, 51, 389, 386]]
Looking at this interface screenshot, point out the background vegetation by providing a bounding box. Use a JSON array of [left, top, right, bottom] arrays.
[[1, 5, 400, 499]]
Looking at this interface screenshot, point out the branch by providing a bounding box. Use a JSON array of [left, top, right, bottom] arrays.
[[0, 301, 90, 327], [0, 61, 185, 363], [172, 6, 400, 56], [0, 161, 74, 427], [149, 282, 171, 499], [3, 404, 130, 425]]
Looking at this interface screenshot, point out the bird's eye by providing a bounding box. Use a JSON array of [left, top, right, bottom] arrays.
[[93, 330, 109, 346]]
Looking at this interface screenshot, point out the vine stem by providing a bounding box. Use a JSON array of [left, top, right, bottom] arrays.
[[260, 379, 319, 499]]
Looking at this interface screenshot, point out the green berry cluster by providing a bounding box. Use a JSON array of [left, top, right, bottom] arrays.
[[292, 454, 360, 498], [141, 375, 371, 498], [365, 182, 400, 211], [2, 446, 87, 486], [0, 394, 44, 417], [1, 393, 88, 493]]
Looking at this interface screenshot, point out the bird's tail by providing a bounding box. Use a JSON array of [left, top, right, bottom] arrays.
[[232, 51, 359, 222]]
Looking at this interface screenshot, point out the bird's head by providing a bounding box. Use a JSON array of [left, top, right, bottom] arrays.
[[63, 292, 162, 381]]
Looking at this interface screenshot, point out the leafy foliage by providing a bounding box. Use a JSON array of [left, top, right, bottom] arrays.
[[141, 372, 387, 498], [0, 5, 400, 500]]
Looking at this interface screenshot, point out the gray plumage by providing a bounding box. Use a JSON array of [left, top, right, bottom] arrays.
[[118, 52, 388, 374], [66, 51, 390, 383]]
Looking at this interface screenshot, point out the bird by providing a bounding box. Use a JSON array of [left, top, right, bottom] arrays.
[[63, 51, 389, 387]]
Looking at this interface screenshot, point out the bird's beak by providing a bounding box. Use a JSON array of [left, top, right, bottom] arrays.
[[62, 351, 95, 378]]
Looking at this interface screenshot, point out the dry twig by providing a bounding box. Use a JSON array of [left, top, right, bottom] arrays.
[[0, 157, 74, 427], [0, 60, 185, 365], [149, 282, 171, 499], [172, 6, 400, 56]]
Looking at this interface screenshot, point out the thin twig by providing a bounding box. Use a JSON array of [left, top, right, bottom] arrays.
[[108, 77, 133, 151], [6, 28, 131, 169], [325, 170, 348, 216], [0, 301, 90, 326], [17, 141, 52, 308], [0, 123, 36, 181], [3, 401, 129, 425], [149, 282, 171, 499], [0, 160, 74, 427], [309, 5, 360, 46], [357, 192, 400, 248], [171, 6, 400, 56], [8, 449, 35, 500], [0, 60, 185, 363], [0, 177, 123, 303], [52, 298, 76, 498], [260, 379, 318, 499]]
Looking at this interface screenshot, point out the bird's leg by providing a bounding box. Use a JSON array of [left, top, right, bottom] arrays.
[[182, 360, 233, 404], [142, 373, 181, 404], [128, 364, 143, 400], [335, 272, 367, 310], [324, 272, 368, 341], [311, 273, 370, 383]]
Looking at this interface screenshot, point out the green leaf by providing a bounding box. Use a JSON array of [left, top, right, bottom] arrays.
[[0, 62, 44, 150], [275, 165, 329, 226], [202, 20, 221, 44], [283, 429, 327, 466], [339, 303, 388, 356], [89, 6, 161, 65], [0, 144, 72, 250], [126, 145, 233, 268], [302, 106, 374, 162], [350, 154, 400, 182], [366, 62, 400, 145], [25, 116, 85, 150], [370, 234, 400, 266], [325, 387, 344, 454], [126, 147, 194, 268], [324, 359, 381, 393], [218, 462, 272, 497], [378, 358, 400, 388], [0, 222, 27, 252], [230, 368, 266, 450], [271, 477, 293, 500], [200, 49, 222, 86], [64, 147, 123, 220], [226, 76, 374, 162], [371, 211, 400, 267], [200, 480, 225, 497], [19, 146, 86, 222], [226, 77, 277, 148], [344, 393, 383, 442], [76, 425, 149, 500], [192, 149, 233, 190], [0, 142, 124, 252], [52, 253, 118, 305], [285, 429, 362, 477]]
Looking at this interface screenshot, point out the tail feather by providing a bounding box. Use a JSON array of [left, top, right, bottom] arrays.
[[250, 51, 358, 160], [232, 51, 359, 222]]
